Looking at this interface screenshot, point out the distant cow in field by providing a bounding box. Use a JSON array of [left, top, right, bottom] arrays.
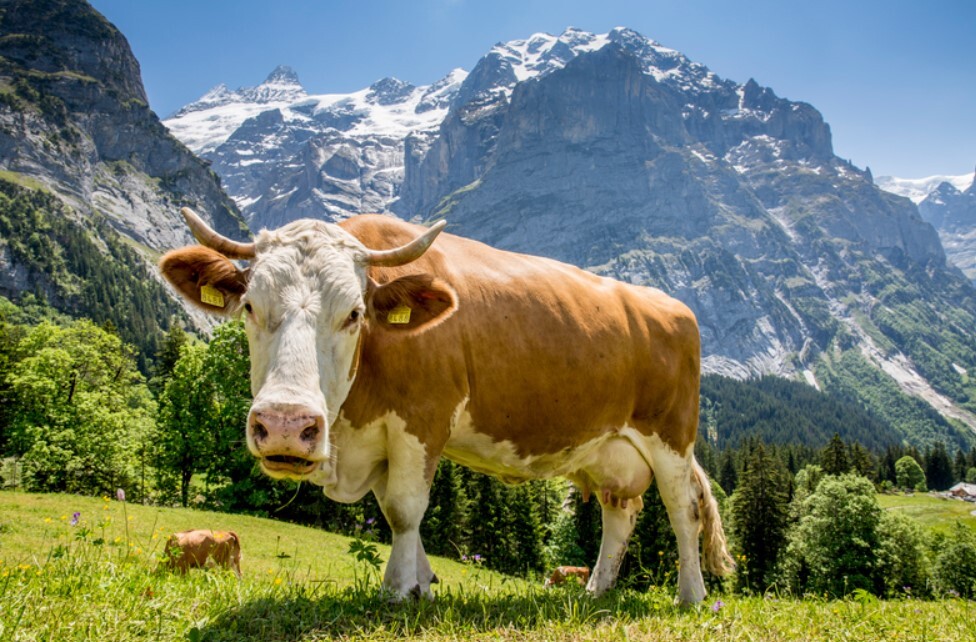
[[160, 208, 733, 604], [545, 566, 591, 588], [162, 529, 242, 578]]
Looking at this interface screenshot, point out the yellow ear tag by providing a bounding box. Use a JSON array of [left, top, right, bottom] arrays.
[[200, 285, 225, 308], [387, 304, 412, 325]]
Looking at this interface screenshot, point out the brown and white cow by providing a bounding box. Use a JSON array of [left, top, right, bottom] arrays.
[[159, 208, 733, 603], [162, 529, 242, 577], [545, 565, 591, 588]]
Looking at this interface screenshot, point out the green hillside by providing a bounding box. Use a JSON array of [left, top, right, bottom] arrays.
[[877, 492, 976, 534], [1, 490, 974, 641], [0, 178, 182, 371]]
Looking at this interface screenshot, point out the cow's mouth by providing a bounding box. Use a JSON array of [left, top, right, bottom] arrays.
[[261, 455, 318, 476]]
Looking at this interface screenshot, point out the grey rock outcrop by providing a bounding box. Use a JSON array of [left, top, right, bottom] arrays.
[[0, 0, 248, 252]]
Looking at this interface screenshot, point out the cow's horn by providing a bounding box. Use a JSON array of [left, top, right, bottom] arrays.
[[181, 207, 256, 259], [364, 220, 447, 267]]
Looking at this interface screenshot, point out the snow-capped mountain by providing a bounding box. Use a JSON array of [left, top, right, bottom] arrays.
[[164, 66, 466, 228], [877, 172, 975, 204], [878, 170, 976, 282], [164, 27, 976, 447]]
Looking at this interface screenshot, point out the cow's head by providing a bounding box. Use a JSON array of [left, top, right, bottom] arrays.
[[159, 208, 455, 481]]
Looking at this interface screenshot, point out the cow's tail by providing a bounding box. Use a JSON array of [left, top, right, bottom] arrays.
[[693, 459, 735, 576]]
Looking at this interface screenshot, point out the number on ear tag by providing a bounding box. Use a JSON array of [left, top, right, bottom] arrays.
[[200, 285, 225, 308], [387, 304, 412, 325]]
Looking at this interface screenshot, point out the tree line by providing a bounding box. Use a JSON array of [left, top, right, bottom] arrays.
[[1, 303, 975, 597]]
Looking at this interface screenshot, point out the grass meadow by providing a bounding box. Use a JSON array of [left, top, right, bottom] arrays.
[[0, 491, 974, 641]]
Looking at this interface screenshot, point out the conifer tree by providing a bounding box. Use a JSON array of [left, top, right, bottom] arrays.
[[625, 484, 678, 589], [848, 442, 876, 480], [465, 472, 507, 570], [572, 486, 602, 568], [820, 434, 849, 475], [149, 322, 188, 398], [719, 449, 738, 494], [924, 441, 954, 491], [422, 459, 467, 558], [730, 444, 790, 593], [503, 484, 545, 575], [953, 449, 968, 484]]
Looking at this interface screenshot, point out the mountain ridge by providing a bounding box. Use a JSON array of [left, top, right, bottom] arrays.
[[0, 0, 250, 357], [163, 26, 976, 445]]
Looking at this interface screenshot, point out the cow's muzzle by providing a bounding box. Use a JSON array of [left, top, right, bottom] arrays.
[[247, 406, 327, 479]]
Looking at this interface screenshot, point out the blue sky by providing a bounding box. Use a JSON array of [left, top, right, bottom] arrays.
[[89, 0, 974, 179]]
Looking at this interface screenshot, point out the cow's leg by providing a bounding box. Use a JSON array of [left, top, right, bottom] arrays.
[[371, 475, 432, 599], [587, 495, 643, 596], [650, 443, 707, 605], [370, 427, 437, 600], [582, 436, 652, 596]]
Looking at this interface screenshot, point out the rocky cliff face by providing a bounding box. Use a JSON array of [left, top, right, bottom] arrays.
[[164, 26, 976, 443], [0, 0, 247, 255], [394, 28, 976, 441]]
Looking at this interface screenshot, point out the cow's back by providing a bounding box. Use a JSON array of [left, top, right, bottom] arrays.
[[340, 215, 700, 457]]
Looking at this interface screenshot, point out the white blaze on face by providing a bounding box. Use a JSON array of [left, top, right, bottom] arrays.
[[243, 221, 369, 468]]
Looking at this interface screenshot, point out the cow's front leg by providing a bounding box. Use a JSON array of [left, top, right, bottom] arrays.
[[371, 455, 435, 600]]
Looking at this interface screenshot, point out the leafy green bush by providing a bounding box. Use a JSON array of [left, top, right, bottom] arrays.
[[932, 523, 976, 598], [895, 456, 927, 492], [778, 474, 882, 596], [876, 511, 930, 597], [4, 319, 153, 496]]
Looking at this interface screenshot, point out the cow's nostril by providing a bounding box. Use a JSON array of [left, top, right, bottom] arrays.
[[300, 423, 319, 442], [252, 420, 269, 441]]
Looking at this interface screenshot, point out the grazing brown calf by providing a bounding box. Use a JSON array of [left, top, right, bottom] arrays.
[[162, 529, 242, 578], [545, 565, 591, 588]]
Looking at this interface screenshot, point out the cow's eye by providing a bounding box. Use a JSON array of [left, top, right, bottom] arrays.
[[244, 302, 253, 314], [343, 309, 362, 329]]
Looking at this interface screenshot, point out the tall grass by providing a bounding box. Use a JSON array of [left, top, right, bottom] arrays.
[[1, 491, 973, 641]]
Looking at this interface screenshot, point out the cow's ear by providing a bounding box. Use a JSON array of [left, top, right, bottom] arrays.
[[159, 246, 248, 316], [367, 273, 458, 333]]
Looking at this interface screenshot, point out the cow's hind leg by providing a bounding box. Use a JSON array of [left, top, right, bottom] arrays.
[[650, 442, 707, 605]]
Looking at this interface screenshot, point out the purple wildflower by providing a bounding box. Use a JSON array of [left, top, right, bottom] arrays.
[[116, 488, 126, 502], [70, 512, 80, 526], [472, 554, 483, 563], [365, 518, 376, 526], [711, 599, 724, 613]]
